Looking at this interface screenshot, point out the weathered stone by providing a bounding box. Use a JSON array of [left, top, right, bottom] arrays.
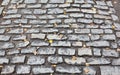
[[24, 0, 36, 3], [29, 20, 46, 24], [34, 9, 46, 14], [86, 41, 109, 47], [91, 29, 103, 34], [21, 47, 36, 54], [0, 57, 9, 64], [0, 29, 5, 34], [27, 56, 45, 65], [64, 18, 76, 23], [4, 14, 22, 19], [51, 41, 71, 47], [11, 55, 25, 63], [0, 50, 5, 56], [13, 19, 27, 24], [31, 40, 49, 46], [39, 0, 48, 3], [87, 58, 110, 65], [112, 58, 120, 65], [7, 49, 19, 55], [93, 48, 101, 56], [75, 29, 90, 33], [70, 13, 84, 17], [81, 9, 96, 14], [1, 0, 10, 5], [0, 42, 14, 49], [6, 9, 18, 14], [26, 28, 39, 33], [47, 34, 67, 40], [1, 20, 11, 25], [83, 67, 96, 75], [8, 28, 23, 34], [38, 47, 56, 55], [59, 4, 70, 8], [102, 35, 116, 40], [72, 42, 82, 47], [41, 28, 58, 33], [13, 35, 26, 41], [100, 66, 120, 75], [91, 35, 100, 41], [68, 35, 90, 41], [78, 18, 93, 23], [81, 4, 92, 8], [16, 41, 29, 48], [27, 4, 41, 8], [31, 33, 45, 39], [58, 48, 75, 55], [11, 0, 23, 3], [65, 57, 86, 65], [78, 48, 92, 56], [96, 1, 106, 5], [20, 9, 32, 14], [48, 8, 63, 14], [75, 0, 84, 3], [0, 35, 10, 41], [48, 56, 63, 64], [32, 66, 54, 74], [116, 32, 120, 37], [16, 65, 30, 74], [49, 0, 64, 3], [111, 14, 119, 21], [56, 65, 82, 73], [1, 65, 15, 74], [102, 49, 119, 57]]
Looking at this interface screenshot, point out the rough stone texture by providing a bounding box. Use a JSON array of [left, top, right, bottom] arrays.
[[27, 56, 45, 65], [32, 66, 54, 74], [65, 57, 86, 65], [56, 65, 82, 73], [1, 65, 15, 74], [11, 55, 25, 63], [100, 66, 120, 75], [0, 0, 120, 74], [78, 48, 92, 56], [16, 65, 30, 74]]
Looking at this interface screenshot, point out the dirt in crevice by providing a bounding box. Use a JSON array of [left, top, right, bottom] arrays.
[[0, 0, 3, 5]]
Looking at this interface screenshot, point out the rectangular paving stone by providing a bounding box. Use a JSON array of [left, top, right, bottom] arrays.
[[51, 41, 71, 47], [32, 66, 54, 74], [1, 0, 10, 5], [75, 29, 90, 33], [16, 65, 30, 74], [24, 0, 36, 3], [0, 29, 5, 34], [0, 42, 14, 49], [58, 48, 75, 55], [78, 48, 92, 56], [11, 0, 23, 3], [7, 49, 19, 55], [0, 57, 9, 64], [34, 9, 46, 14], [31, 33, 46, 39], [49, 0, 64, 3], [56, 65, 82, 73], [11, 55, 25, 64], [31, 40, 49, 46], [48, 56, 63, 64], [68, 35, 90, 41], [86, 41, 110, 47], [100, 66, 120, 75], [27, 56, 45, 65], [3, 14, 22, 19], [0, 35, 10, 41], [38, 47, 56, 55], [0, 50, 5, 56], [1, 65, 15, 74], [27, 4, 41, 8], [102, 35, 116, 40], [112, 58, 120, 65]]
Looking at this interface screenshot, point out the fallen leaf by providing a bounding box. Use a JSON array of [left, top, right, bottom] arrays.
[[85, 63, 90, 66], [51, 65, 56, 67], [72, 56, 77, 61], [0, 65, 3, 68], [48, 39, 53, 44], [112, 25, 115, 29], [64, 10, 66, 15]]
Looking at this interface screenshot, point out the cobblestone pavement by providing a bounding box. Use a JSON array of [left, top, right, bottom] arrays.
[[0, 0, 120, 75]]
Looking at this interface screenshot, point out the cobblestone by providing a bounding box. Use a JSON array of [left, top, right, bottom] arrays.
[[0, 0, 119, 74], [1, 65, 15, 74]]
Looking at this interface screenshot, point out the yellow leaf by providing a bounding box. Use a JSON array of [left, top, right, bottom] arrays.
[[117, 48, 120, 52], [51, 65, 56, 67], [48, 39, 53, 44], [24, 28, 27, 32], [83, 44, 86, 48], [112, 25, 115, 29]]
